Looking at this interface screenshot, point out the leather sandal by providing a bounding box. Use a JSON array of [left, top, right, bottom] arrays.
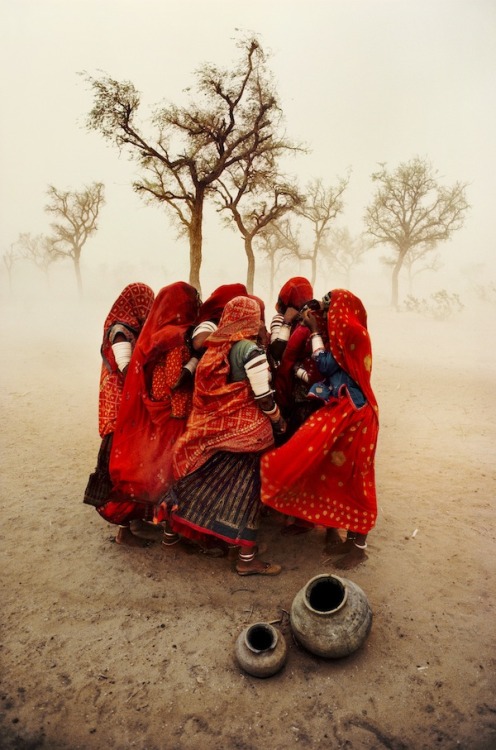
[[236, 561, 282, 576]]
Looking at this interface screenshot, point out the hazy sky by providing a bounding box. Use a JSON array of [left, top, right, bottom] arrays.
[[1, 0, 495, 299]]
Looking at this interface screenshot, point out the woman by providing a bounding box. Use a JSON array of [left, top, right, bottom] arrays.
[[83, 282, 155, 526], [268, 276, 314, 365], [156, 296, 285, 575], [98, 282, 200, 545], [261, 289, 379, 569]]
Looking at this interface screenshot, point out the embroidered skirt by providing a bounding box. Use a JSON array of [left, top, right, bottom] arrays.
[[160, 451, 263, 547]]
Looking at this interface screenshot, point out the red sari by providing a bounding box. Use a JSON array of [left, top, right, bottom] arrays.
[[104, 282, 199, 512], [98, 283, 155, 438], [197, 283, 248, 323], [261, 289, 379, 535]]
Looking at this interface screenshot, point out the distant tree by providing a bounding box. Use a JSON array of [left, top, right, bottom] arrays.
[[403, 242, 442, 295], [2, 244, 19, 293], [44, 182, 105, 296], [272, 177, 348, 288], [299, 177, 349, 287], [365, 157, 469, 308], [256, 221, 300, 302], [84, 37, 301, 294], [15, 232, 58, 287], [323, 227, 371, 287]]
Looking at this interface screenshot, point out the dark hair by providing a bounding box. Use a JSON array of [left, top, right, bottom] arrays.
[[300, 298, 320, 313]]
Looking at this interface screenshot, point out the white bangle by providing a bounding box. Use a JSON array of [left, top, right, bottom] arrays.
[[183, 357, 199, 375], [310, 334, 324, 353], [354, 542, 368, 549], [111, 341, 132, 371], [276, 325, 290, 342]]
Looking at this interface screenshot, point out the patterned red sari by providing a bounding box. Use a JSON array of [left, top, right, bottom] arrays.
[[261, 289, 379, 534], [172, 296, 274, 480], [106, 282, 200, 506], [98, 283, 155, 438]]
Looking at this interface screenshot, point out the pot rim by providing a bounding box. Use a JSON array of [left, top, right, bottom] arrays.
[[243, 622, 278, 653], [303, 573, 348, 615]]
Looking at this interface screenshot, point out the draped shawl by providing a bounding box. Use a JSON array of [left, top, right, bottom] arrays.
[[172, 296, 274, 479], [98, 283, 154, 437], [108, 282, 199, 502], [261, 289, 379, 534]]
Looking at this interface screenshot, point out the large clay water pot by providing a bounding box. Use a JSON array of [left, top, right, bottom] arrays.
[[235, 622, 288, 678], [290, 573, 372, 658]]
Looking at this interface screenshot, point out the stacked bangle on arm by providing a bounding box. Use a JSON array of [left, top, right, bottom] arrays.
[[309, 332, 325, 354], [276, 322, 291, 342]]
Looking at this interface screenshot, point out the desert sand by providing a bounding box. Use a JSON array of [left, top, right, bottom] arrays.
[[1, 287, 495, 750]]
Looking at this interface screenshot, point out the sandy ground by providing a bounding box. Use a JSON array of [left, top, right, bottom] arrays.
[[1, 291, 495, 750]]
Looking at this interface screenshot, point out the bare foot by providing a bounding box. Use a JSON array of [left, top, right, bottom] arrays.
[[333, 546, 368, 570], [115, 526, 150, 548], [323, 538, 355, 557], [322, 528, 349, 555]]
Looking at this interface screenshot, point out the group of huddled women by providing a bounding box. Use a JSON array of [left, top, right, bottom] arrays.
[[83, 276, 379, 575]]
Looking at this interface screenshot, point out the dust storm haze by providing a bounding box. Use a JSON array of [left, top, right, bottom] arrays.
[[1, 2, 495, 749]]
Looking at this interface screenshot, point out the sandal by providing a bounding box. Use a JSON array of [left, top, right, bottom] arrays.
[[161, 533, 181, 547], [236, 561, 282, 577]]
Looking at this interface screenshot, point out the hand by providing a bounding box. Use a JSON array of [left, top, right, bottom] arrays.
[[283, 306, 300, 324], [272, 416, 287, 435], [301, 309, 318, 333], [171, 367, 193, 391]]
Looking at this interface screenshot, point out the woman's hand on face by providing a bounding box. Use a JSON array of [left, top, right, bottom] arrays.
[[301, 309, 318, 333], [283, 306, 300, 324]]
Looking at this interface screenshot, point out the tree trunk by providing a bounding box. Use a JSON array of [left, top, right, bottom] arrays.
[[244, 236, 255, 294], [73, 254, 83, 298], [391, 259, 403, 309], [310, 249, 317, 289], [269, 254, 275, 304], [189, 194, 204, 295]]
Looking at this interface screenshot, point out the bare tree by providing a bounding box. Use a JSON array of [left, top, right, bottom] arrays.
[[15, 232, 58, 287], [323, 227, 371, 287], [84, 38, 301, 294], [256, 222, 300, 302], [45, 182, 105, 296], [364, 156, 469, 308], [295, 177, 349, 287]]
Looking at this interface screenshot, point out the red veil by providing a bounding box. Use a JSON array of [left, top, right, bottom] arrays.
[[197, 283, 248, 323], [108, 282, 200, 503], [261, 289, 379, 534], [277, 277, 313, 310], [98, 283, 154, 438]]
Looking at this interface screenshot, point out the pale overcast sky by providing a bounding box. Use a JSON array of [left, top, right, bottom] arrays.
[[1, 0, 495, 300]]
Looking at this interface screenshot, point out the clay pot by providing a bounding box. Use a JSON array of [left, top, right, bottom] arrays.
[[290, 574, 372, 658], [234, 622, 288, 678]]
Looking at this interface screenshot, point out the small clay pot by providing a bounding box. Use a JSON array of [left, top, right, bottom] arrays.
[[235, 622, 288, 678], [290, 573, 372, 658]]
